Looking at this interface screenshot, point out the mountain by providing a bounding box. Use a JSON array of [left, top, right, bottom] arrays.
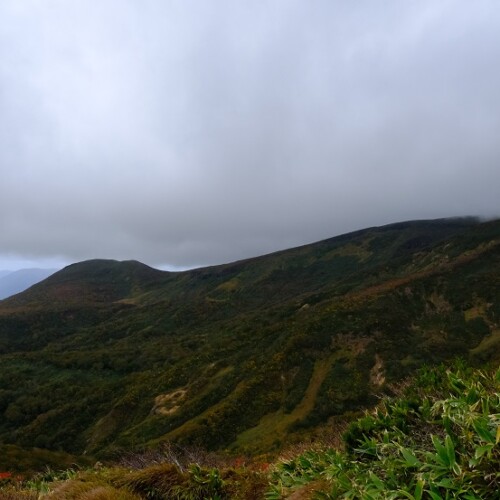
[[1, 260, 159, 308], [0, 217, 499, 469], [0, 268, 58, 300]]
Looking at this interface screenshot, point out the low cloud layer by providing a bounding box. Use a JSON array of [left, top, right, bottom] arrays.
[[1, 1, 499, 269]]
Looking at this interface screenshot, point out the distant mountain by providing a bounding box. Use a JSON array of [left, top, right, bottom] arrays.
[[0, 217, 499, 470], [0, 268, 58, 300]]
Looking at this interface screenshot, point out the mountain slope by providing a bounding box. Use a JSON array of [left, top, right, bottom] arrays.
[[0, 217, 499, 466], [0, 268, 57, 300], [0, 260, 162, 309]]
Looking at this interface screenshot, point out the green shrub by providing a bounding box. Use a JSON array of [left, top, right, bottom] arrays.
[[268, 362, 500, 499]]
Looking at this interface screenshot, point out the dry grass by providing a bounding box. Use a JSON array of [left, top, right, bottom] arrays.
[[0, 489, 38, 500], [117, 442, 227, 471], [113, 463, 189, 499], [46, 480, 140, 500]]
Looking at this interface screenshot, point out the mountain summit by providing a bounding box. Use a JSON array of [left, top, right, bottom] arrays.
[[0, 259, 164, 309]]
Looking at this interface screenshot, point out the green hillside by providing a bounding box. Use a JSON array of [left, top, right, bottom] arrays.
[[1, 359, 498, 498], [0, 217, 499, 470]]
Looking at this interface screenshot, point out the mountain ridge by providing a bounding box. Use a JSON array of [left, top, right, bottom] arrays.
[[0, 268, 58, 301], [1, 216, 482, 310]]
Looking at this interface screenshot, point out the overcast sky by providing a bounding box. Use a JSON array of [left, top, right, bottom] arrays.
[[1, 0, 499, 271]]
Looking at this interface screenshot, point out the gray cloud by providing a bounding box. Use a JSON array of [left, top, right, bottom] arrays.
[[1, 0, 499, 269]]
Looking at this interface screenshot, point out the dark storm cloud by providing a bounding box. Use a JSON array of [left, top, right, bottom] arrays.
[[1, 0, 499, 269]]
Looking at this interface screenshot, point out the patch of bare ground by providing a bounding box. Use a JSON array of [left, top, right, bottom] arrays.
[[370, 354, 386, 387], [152, 388, 187, 416]]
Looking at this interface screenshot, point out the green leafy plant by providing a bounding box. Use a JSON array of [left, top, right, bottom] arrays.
[[268, 363, 500, 498]]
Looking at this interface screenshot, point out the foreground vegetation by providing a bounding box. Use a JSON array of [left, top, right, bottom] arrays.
[[1, 362, 498, 498], [269, 361, 500, 499]]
